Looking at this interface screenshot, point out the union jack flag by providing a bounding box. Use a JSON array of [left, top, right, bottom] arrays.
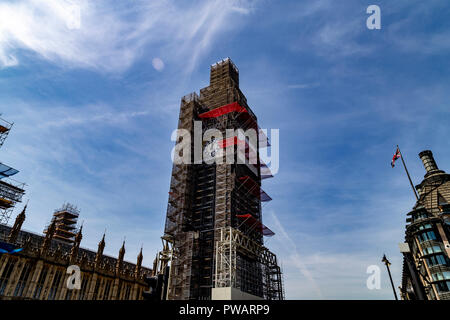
[[391, 147, 401, 168]]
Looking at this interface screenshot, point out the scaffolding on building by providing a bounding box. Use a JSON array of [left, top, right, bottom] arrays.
[[0, 117, 25, 225], [214, 227, 284, 300], [0, 177, 25, 225], [164, 93, 198, 300], [0, 117, 13, 149], [44, 203, 80, 243], [162, 58, 284, 300]]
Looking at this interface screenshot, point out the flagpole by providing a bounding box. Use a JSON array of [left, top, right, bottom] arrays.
[[382, 254, 398, 300], [397, 145, 419, 201]]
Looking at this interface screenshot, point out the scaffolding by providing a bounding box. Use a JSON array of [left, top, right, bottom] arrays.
[[0, 117, 26, 225], [0, 117, 12, 149], [214, 227, 283, 300], [0, 178, 25, 225], [162, 58, 283, 300], [164, 94, 198, 300], [44, 203, 80, 243]]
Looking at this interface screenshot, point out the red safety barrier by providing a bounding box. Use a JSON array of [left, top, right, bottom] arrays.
[[198, 102, 247, 118], [236, 214, 275, 236], [217, 136, 246, 149]]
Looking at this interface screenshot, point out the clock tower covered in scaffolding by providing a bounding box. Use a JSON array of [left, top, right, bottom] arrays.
[[160, 58, 284, 300]]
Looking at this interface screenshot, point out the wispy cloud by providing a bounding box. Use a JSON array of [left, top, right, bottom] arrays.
[[41, 108, 151, 129], [2, 0, 450, 299], [268, 211, 323, 298], [0, 0, 254, 73], [287, 83, 320, 90]]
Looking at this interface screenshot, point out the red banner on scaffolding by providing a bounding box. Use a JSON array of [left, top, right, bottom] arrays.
[[217, 136, 246, 149], [198, 102, 247, 118], [236, 214, 275, 236]]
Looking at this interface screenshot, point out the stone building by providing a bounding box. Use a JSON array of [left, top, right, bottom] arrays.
[[0, 205, 151, 300], [400, 150, 450, 300]]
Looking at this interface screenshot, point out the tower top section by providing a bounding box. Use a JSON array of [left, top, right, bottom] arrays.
[[45, 203, 80, 243], [210, 57, 239, 88], [211, 57, 239, 73], [54, 202, 80, 217], [415, 150, 449, 197], [418, 150, 445, 177]]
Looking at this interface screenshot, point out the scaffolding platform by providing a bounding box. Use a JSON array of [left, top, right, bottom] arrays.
[[0, 117, 13, 148], [0, 178, 25, 225], [0, 163, 19, 179], [0, 117, 26, 225], [214, 227, 283, 300], [45, 203, 80, 243]]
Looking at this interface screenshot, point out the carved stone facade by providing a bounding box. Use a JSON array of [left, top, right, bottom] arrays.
[[0, 207, 151, 300]]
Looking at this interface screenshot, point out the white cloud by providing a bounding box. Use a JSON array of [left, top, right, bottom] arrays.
[[268, 211, 323, 298], [41, 108, 151, 129], [0, 0, 253, 73], [152, 57, 164, 71], [288, 83, 320, 89], [0, 51, 18, 67]]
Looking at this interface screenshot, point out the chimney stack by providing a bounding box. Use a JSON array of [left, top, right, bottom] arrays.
[[419, 150, 440, 175]]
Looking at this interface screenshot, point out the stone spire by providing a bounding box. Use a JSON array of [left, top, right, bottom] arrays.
[[116, 240, 125, 273], [70, 225, 83, 263], [7, 204, 27, 243], [74, 224, 83, 245], [135, 246, 143, 276], [41, 218, 56, 255], [153, 253, 158, 269], [95, 233, 106, 268]]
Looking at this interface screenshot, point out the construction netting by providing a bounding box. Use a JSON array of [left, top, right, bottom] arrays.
[[0, 163, 19, 179], [238, 176, 272, 202], [236, 214, 275, 236], [259, 161, 273, 180]]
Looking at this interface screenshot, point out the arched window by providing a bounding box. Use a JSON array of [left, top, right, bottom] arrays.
[[48, 269, 63, 300], [33, 265, 49, 299], [13, 262, 33, 297], [0, 259, 16, 295]]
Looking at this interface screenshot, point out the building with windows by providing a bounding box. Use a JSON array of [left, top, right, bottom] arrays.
[[0, 206, 151, 300], [400, 150, 450, 300]]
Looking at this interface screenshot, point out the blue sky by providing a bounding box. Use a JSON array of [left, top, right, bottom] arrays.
[[1, 0, 450, 299]]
